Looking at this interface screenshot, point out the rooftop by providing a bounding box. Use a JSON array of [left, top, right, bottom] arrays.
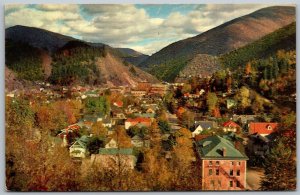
[[195, 135, 248, 160], [98, 148, 134, 155]]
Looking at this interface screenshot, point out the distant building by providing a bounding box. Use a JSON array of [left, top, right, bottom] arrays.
[[131, 90, 147, 97], [113, 100, 123, 108], [137, 81, 152, 92], [222, 121, 241, 133], [69, 135, 90, 159], [131, 135, 150, 148], [91, 148, 137, 170], [149, 84, 168, 96], [248, 122, 278, 136], [192, 121, 217, 137], [125, 117, 152, 129], [195, 135, 248, 190]]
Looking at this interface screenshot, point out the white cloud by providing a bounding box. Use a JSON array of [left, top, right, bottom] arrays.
[[5, 4, 283, 55], [35, 4, 78, 12]]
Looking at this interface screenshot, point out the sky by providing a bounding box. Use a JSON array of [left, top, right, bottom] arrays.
[[5, 4, 281, 55]]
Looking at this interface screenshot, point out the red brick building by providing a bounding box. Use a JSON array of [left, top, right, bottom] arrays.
[[195, 135, 248, 190]]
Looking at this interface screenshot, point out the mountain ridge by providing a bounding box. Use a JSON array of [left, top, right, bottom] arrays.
[[141, 6, 296, 81], [5, 26, 158, 88]]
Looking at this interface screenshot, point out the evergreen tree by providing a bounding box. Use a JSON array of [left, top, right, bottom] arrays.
[[273, 57, 279, 78], [260, 138, 296, 190]]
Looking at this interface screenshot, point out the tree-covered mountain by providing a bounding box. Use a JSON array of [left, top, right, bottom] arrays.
[[220, 22, 296, 69], [115, 48, 149, 66], [141, 6, 295, 82], [5, 26, 158, 87], [5, 25, 76, 54]]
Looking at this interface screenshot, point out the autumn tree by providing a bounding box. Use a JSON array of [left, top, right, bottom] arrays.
[[235, 86, 251, 113], [35, 104, 68, 132], [226, 75, 232, 92], [113, 126, 132, 148], [91, 121, 108, 138], [182, 84, 192, 94], [245, 62, 252, 75], [206, 92, 218, 115], [180, 110, 195, 130]]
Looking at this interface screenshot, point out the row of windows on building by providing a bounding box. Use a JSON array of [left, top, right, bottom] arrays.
[[208, 161, 242, 166], [209, 180, 241, 188], [208, 169, 240, 176]]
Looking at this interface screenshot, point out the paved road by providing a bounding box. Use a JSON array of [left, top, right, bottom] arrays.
[[246, 167, 265, 190]]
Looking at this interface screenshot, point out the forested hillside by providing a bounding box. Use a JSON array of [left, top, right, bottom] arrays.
[[5, 39, 44, 81], [141, 6, 295, 81], [220, 22, 296, 69], [49, 41, 105, 85]]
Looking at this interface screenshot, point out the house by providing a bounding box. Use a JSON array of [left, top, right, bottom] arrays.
[[110, 87, 124, 95], [149, 84, 168, 96], [192, 121, 217, 137], [146, 107, 156, 114], [131, 135, 150, 148], [222, 121, 241, 133], [113, 100, 123, 108], [102, 116, 113, 128], [133, 113, 155, 120], [85, 90, 99, 98], [131, 90, 147, 97], [125, 117, 152, 129], [91, 148, 137, 170], [137, 81, 152, 92], [69, 135, 90, 159], [246, 133, 270, 157], [195, 135, 248, 190], [105, 138, 118, 148], [248, 122, 278, 136], [232, 115, 257, 125], [81, 114, 105, 123], [226, 99, 236, 109]]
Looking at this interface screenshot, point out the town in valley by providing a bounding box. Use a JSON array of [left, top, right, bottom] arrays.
[[5, 4, 296, 191]]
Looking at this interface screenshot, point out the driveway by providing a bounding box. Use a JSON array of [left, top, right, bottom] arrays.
[[246, 167, 265, 190]]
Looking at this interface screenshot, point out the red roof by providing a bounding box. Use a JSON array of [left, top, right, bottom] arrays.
[[126, 117, 151, 123], [249, 122, 278, 135], [114, 101, 123, 107], [194, 134, 210, 141], [68, 124, 80, 131], [223, 120, 240, 128]]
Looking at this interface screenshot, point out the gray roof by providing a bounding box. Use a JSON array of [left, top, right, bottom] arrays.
[[195, 121, 215, 130]]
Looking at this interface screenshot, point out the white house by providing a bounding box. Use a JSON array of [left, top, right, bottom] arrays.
[[69, 135, 89, 159], [105, 138, 118, 148], [192, 121, 216, 137]]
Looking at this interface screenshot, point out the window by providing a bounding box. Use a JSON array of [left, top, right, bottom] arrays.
[[216, 169, 219, 175], [209, 169, 213, 175], [210, 180, 215, 188], [209, 161, 213, 166], [229, 181, 233, 187], [238, 161, 241, 166], [267, 125, 272, 130], [237, 170, 240, 176], [236, 181, 240, 188], [218, 180, 221, 187], [231, 161, 234, 165], [230, 169, 233, 176], [216, 161, 220, 166]]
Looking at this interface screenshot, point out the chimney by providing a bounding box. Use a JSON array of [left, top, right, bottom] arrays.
[[222, 147, 226, 157]]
